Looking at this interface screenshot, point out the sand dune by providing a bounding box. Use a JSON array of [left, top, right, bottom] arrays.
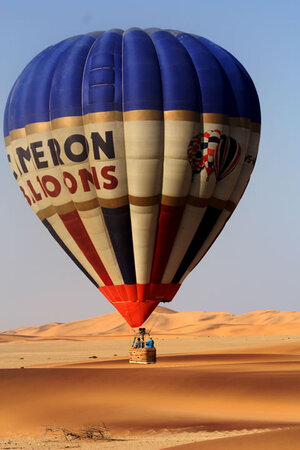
[[1, 308, 300, 448], [2, 307, 300, 340], [0, 345, 300, 447]]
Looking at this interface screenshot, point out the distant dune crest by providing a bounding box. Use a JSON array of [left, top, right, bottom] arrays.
[[2, 307, 300, 339]]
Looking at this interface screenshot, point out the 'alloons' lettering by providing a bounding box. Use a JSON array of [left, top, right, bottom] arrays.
[[19, 164, 118, 206]]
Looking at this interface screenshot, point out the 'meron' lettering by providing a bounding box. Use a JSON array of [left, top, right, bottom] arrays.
[[14, 131, 115, 174]]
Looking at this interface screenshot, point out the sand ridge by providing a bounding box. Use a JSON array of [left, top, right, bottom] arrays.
[[163, 427, 300, 449], [2, 307, 300, 339]]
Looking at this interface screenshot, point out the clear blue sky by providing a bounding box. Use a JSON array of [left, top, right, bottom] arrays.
[[0, 0, 299, 330]]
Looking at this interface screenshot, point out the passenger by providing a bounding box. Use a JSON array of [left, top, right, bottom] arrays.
[[135, 337, 142, 348], [146, 336, 154, 348]]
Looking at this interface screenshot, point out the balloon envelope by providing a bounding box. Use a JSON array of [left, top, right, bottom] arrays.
[[4, 29, 260, 327]]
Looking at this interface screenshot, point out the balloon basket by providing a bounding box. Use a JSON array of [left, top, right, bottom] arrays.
[[129, 327, 156, 364], [129, 347, 156, 364]]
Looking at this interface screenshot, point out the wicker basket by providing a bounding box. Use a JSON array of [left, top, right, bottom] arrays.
[[129, 347, 156, 364]]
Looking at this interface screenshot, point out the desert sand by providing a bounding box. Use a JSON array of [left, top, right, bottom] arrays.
[[1, 307, 300, 449]]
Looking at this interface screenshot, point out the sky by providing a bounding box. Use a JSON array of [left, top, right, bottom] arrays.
[[0, 0, 299, 330]]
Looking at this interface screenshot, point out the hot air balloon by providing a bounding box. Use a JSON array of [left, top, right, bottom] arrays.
[[3, 28, 260, 329]]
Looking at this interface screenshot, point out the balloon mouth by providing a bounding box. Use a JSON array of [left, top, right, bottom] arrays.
[[99, 283, 180, 328], [112, 300, 160, 328]]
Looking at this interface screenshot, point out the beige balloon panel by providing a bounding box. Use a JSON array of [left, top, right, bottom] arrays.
[[5, 113, 259, 290]]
